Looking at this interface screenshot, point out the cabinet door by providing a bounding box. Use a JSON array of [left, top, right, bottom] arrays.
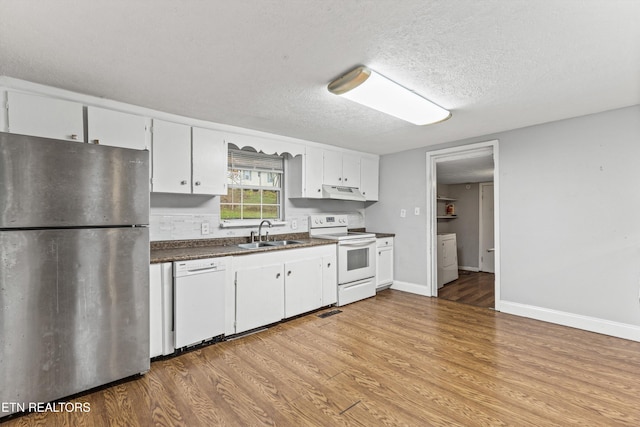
[[192, 127, 228, 195], [284, 258, 322, 318], [235, 264, 284, 333], [322, 254, 337, 306], [377, 247, 393, 288], [151, 119, 191, 193], [7, 91, 83, 142], [341, 153, 361, 188], [323, 150, 343, 186], [305, 146, 324, 197], [360, 156, 379, 201], [149, 264, 163, 358], [87, 106, 147, 150]]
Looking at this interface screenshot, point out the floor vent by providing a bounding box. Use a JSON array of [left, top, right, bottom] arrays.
[[318, 309, 342, 318]]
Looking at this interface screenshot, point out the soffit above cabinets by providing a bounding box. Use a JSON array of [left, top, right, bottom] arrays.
[[1, 1, 639, 155]]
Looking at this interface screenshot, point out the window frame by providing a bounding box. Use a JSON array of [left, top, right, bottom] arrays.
[[220, 148, 284, 222]]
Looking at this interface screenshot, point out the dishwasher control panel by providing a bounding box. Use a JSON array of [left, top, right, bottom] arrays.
[[174, 258, 226, 276]]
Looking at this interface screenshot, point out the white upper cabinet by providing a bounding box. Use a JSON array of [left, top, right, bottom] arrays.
[[151, 119, 192, 194], [288, 146, 323, 198], [360, 156, 379, 201], [323, 150, 361, 188], [7, 91, 83, 142], [87, 106, 147, 150], [342, 153, 361, 188], [151, 121, 228, 195], [191, 127, 227, 195], [289, 147, 379, 201], [323, 150, 343, 186]]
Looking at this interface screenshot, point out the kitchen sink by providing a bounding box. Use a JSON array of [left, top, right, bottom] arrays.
[[237, 242, 273, 250], [265, 240, 303, 246]]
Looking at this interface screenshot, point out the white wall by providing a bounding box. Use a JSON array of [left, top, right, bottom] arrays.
[[366, 105, 640, 336], [446, 183, 481, 269]]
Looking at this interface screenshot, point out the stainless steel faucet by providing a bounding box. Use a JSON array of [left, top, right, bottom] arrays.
[[258, 219, 272, 242]]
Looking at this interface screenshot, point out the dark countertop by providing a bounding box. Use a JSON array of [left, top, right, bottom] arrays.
[[150, 236, 336, 264], [350, 228, 395, 239], [372, 232, 395, 238]]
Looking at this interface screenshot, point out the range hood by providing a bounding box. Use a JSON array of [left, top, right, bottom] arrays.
[[321, 185, 366, 202]]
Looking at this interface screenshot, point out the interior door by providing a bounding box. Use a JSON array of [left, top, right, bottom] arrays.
[[479, 183, 495, 273]]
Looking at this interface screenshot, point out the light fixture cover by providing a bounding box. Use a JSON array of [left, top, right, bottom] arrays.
[[328, 66, 451, 125]]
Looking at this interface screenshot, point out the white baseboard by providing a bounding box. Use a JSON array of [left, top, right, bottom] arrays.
[[390, 281, 432, 297], [499, 301, 640, 342], [459, 266, 479, 272]]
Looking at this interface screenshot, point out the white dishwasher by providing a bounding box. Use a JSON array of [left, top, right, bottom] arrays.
[[173, 257, 228, 349]]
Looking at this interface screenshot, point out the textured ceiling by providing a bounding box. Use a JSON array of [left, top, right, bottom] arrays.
[[437, 155, 494, 184], [1, 1, 639, 155]]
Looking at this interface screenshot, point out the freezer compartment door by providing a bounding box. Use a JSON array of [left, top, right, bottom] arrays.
[[0, 227, 150, 412], [0, 132, 149, 228]]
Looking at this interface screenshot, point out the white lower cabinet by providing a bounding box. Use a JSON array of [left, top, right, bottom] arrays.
[[322, 254, 338, 305], [284, 258, 322, 318], [235, 263, 284, 334], [376, 237, 394, 289], [231, 245, 336, 335], [149, 262, 173, 358]]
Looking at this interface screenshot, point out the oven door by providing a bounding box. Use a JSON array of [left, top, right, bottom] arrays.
[[338, 238, 376, 284]]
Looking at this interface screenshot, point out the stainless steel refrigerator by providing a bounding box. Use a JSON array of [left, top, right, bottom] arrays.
[[0, 132, 150, 417]]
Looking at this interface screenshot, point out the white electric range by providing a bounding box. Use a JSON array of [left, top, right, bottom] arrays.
[[309, 214, 376, 306]]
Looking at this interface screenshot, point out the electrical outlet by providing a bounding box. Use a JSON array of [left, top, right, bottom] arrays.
[[201, 222, 210, 235], [291, 219, 297, 229], [400, 209, 406, 218], [414, 207, 420, 215]]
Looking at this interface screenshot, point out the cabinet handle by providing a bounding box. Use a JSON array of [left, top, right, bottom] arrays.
[[276, 273, 281, 278], [317, 188, 321, 192], [70, 134, 78, 140], [92, 139, 100, 145], [344, 178, 348, 182], [180, 180, 188, 185], [379, 251, 381, 255], [338, 177, 342, 181], [287, 271, 292, 276], [195, 181, 201, 186], [327, 263, 331, 268]]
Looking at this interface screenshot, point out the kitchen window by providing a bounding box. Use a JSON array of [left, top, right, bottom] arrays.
[[220, 147, 283, 220]]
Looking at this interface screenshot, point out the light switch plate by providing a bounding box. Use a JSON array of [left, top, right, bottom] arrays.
[[400, 209, 406, 218], [414, 207, 420, 215]]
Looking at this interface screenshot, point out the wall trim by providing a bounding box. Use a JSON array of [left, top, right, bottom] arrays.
[[391, 281, 432, 297], [459, 266, 480, 272], [500, 301, 640, 342]]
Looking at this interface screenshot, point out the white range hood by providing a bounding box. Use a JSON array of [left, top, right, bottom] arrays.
[[321, 185, 366, 202]]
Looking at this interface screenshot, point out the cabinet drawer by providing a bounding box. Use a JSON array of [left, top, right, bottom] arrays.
[[376, 237, 394, 248]]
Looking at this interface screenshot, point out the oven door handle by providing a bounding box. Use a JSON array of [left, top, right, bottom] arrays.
[[339, 239, 376, 248]]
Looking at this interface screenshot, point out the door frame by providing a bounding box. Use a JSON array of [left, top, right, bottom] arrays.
[[425, 140, 501, 310], [478, 182, 495, 273]]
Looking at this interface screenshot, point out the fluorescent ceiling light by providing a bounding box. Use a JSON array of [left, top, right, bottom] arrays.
[[327, 66, 451, 125]]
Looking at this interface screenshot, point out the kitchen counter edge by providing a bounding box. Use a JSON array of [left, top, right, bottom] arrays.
[[150, 238, 336, 264]]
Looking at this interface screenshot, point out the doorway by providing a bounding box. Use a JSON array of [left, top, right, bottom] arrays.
[[425, 140, 500, 310]]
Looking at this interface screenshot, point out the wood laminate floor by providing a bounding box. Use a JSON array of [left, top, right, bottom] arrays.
[[4, 290, 640, 426], [438, 271, 495, 308]]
